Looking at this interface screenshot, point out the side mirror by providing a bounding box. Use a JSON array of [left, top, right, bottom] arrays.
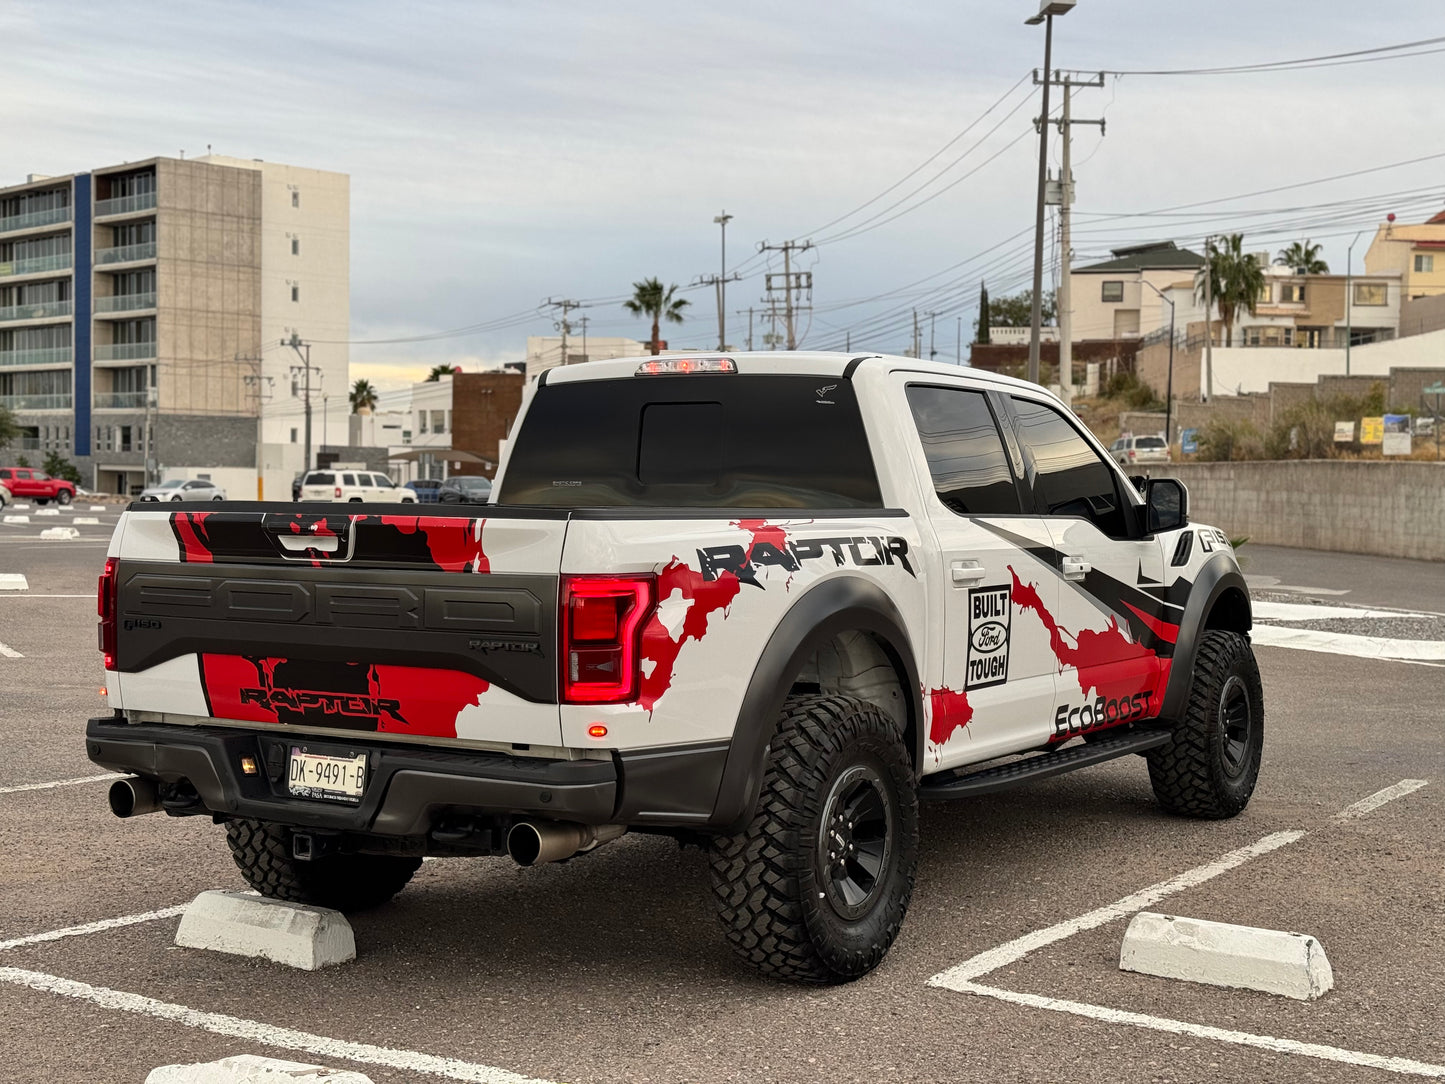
[[1145, 477, 1188, 533]]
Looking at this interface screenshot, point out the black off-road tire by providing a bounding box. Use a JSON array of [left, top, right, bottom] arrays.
[[709, 695, 918, 984], [1148, 630, 1264, 818], [225, 819, 422, 911]]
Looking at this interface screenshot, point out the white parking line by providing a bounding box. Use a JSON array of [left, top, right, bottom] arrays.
[[1251, 625, 1445, 663], [0, 641, 22, 659], [0, 594, 97, 599], [930, 831, 1304, 988], [0, 773, 115, 795], [930, 781, 1435, 1076], [0, 967, 556, 1084], [1334, 779, 1429, 821], [0, 905, 188, 952]]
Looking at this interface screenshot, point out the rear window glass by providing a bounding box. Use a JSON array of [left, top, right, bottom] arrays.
[[1136, 437, 1166, 449], [500, 374, 882, 508], [306, 472, 335, 486]]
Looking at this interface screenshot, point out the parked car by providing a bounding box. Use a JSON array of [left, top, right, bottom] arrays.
[[437, 475, 492, 504], [0, 482, 10, 507], [1110, 435, 1169, 467], [291, 473, 304, 502], [138, 479, 227, 502], [0, 467, 76, 505], [93, 351, 1258, 986], [297, 469, 417, 503], [405, 478, 444, 504]]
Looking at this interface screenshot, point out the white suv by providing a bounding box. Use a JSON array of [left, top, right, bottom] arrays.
[[298, 469, 417, 503], [1110, 434, 1169, 467]]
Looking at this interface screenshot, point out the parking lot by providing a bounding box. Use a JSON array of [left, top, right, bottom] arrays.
[[0, 512, 1441, 1083]]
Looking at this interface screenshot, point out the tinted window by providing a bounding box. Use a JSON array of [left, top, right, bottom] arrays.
[[307, 472, 335, 486], [0, 470, 10, 479], [905, 385, 1019, 516], [1010, 397, 1129, 538], [500, 375, 882, 508], [342, 473, 357, 486]]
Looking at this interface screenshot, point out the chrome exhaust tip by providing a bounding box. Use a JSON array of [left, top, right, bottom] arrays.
[[506, 821, 624, 866]]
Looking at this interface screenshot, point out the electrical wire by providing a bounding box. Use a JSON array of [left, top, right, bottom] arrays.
[[1079, 36, 1445, 77]]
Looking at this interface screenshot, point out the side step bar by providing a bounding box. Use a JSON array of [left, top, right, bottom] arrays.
[[918, 728, 1172, 801]]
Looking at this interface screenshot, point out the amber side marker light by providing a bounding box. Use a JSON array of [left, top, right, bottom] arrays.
[[587, 724, 609, 739], [240, 756, 259, 776]]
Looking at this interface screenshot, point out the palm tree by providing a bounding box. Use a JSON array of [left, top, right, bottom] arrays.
[[1195, 234, 1266, 347], [425, 364, 455, 382], [623, 278, 690, 355], [1274, 240, 1328, 275], [349, 378, 378, 414]]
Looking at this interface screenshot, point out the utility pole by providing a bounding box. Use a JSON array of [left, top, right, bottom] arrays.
[[912, 309, 921, 359], [286, 332, 318, 474], [577, 315, 589, 363], [546, 298, 581, 367], [736, 307, 755, 351], [760, 240, 813, 349], [1202, 236, 1214, 402], [1346, 229, 1366, 376], [239, 353, 272, 499], [927, 311, 938, 360], [713, 211, 733, 349], [1050, 73, 1104, 401], [956, 316, 962, 365], [694, 270, 740, 350]]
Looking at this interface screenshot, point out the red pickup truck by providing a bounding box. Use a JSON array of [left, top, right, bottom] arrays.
[[0, 466, 77, 505]]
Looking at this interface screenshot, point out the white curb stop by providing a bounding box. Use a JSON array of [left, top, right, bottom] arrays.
[[39, 526, 81, 540], [73, 516, 100, 524], [146, 1053, 374, 1083], [88, 504, 105, 511], [11, 503, 29, 510], [174, 890, 356, 970], [34, 508, 59, 516], [0, 574, 27, 590], [1120, 912, 1333, 1000], [2, 515, 29, 525]]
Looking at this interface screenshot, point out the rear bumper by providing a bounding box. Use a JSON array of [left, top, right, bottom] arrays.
[[85, 716, 730, 834]]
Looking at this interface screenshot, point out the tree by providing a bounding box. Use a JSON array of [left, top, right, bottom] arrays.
[[349, 378, 378, 413], [425, 364, 456, 382], [1274, 240, 1328, 275], [975, 283, 991, 344], [0, 404, 17, 448], [623, 278, 690, 355], [42, 450, 81, 484], [987, 289, 1057, 328], [1196, 234, 1266, 347]]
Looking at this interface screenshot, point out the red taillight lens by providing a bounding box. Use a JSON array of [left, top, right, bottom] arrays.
[[334, 486, 342, 498], [560, 575, 655, 704], [98, 557, 118, 671], [1127, 450, 1136, 461]]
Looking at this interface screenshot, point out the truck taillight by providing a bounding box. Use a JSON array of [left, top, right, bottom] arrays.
[[334, 486, 342, 498], [98, 557, 118, 670], [560, 575, 655, 704]]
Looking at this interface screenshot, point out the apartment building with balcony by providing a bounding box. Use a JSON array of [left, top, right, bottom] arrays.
[[0, 154, 348, 495]]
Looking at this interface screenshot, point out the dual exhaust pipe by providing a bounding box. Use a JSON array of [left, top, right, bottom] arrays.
[[107, 776, 623, 867]]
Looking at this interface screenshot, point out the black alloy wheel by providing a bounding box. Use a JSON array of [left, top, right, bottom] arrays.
[[818, 764, 893, 921]]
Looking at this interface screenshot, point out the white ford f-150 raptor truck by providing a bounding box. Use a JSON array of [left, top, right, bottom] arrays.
[[89, 352, 1262, 983]]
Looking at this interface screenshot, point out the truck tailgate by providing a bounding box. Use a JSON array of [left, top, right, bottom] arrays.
[[107, 507, 565, 747]]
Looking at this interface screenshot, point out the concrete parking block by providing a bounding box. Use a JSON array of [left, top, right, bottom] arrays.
[[1120, 912, 1334, 1000], [40, 526, 81, 540], [88, 504, 106, 511], [3, 515, 30, 524], [0, 574, 27, 590], [146, 1054, 374, 1083], [72, 517, 100, 525], [10, 503, 30, 510], [34, 508, 59, 516], [174, 890, 356, 970]]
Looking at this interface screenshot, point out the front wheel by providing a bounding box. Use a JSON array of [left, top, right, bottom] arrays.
[[225, 819, 421, 911], [56, 489, 72, 506], [1148, 630, 1263, 818], [710, 694, 918, 984]]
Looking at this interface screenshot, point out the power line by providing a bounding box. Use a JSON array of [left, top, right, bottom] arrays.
[[1083, 35, 1445, 77]]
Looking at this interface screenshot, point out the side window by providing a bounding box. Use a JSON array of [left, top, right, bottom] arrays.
[[342, 473, 357, 487], [905, 385, 1020, 516], [1009, 396, 1130, 539]]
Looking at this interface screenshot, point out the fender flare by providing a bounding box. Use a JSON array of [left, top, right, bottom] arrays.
[[1159, 553, 1252, 722], [708, 575, 923, 832]]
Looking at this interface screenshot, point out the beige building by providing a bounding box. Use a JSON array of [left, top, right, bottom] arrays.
[[1069, 242, 1207, 344], [0, 154, 347, 495], [1364, 208, 1445, 302]]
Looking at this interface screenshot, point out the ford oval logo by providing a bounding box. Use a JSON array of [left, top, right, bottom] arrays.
[[971, 621, 1008, 653]]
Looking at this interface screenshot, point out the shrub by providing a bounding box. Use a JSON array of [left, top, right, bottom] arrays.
[[1195, 418, 1263, 461], [42, 451, 82, 484], [1103, 372, 1163, 410]]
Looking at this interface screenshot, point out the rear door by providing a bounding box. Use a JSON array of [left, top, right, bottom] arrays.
[[897, 377, 1061, 768], [1003, 394, 1175, 740]]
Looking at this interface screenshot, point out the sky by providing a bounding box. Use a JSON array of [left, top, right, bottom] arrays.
[[5, 0, 1444, 389]]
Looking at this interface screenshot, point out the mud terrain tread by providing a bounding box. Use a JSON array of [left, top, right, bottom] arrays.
[[1148, 630, 1262, 819], [225, 818, 421, 911], [709, 694, 917, 984]]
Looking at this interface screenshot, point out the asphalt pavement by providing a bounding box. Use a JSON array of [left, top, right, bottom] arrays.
[[0, 525, 1440, 1084]]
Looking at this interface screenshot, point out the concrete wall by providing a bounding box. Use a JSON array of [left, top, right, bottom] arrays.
[[1149, 461, 1445, 561], [1400, 294, 1445, 338]]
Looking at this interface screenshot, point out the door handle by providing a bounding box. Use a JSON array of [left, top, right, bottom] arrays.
[[951, 561, 987, 585], [1062, 556, 1091, 580]]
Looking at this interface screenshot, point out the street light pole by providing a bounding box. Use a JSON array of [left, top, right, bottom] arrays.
[[1143, 280, 1176, 449], [714, 211, 733, 351], [1345, 229, 1365, 376], [1025, 0, 1075, 386]]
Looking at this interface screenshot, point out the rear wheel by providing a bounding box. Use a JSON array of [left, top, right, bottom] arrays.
[[1148, 630, 1263, 818], [34, 498, 48, 506], [710, 695, 918, 984], [224, 819, 421, 911]]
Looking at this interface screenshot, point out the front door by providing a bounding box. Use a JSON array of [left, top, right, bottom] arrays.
[[1003, 394, 1175, 743], [899, 379, 1062, 771]]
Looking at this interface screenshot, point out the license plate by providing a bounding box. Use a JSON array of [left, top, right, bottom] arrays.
[[287, 747, 367, 803]]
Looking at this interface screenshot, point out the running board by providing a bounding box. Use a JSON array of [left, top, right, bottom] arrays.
[[918, 728, 1172, 800]]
